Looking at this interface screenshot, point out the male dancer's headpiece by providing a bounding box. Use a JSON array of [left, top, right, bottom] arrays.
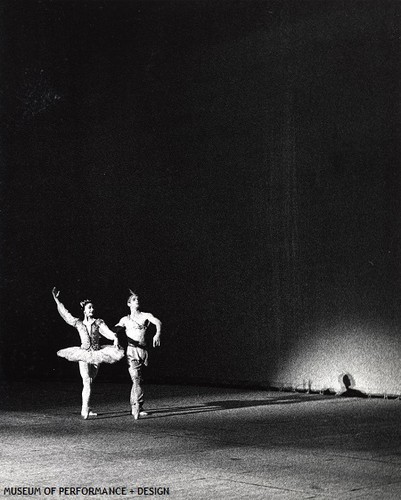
[[127, 289, 138, 305]]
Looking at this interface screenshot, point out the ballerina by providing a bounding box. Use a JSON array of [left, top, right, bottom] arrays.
[[52, 287, 123, 419]]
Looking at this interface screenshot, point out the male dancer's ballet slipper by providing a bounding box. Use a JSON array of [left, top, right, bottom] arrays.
[[131, 406, 148, 419]]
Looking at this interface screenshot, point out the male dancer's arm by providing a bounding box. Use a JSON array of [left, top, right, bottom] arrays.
[[113, 317, 127, 345], [143, 313, 162, 347]]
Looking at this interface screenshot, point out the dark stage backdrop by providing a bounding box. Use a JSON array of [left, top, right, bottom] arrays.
[[1, 0, 400, 394]]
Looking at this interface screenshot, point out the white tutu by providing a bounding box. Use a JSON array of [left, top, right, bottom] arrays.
[[57, 345, 124, 364]]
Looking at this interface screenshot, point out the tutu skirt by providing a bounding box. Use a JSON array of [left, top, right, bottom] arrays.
[[57, 345, 124, 364]]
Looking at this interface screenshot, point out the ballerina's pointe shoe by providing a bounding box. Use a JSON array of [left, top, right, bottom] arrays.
[[81, 409, 97, 420]]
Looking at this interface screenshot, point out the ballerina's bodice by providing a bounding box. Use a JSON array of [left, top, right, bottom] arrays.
[[76, 319, 104, 350], [56, 301, 105, 350], [56, 300, 124, 365]]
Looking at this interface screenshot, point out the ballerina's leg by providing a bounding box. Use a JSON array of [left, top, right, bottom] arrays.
[[78, 361, 98, 419]]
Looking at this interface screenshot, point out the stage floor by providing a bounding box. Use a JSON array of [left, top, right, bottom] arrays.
[[1, 381, 401, 499]]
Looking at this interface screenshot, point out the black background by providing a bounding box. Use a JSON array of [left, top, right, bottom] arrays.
[[1, 0, 400, 386]]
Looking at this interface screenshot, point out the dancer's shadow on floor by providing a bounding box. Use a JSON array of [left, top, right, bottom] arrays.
[[93, 393, 333, 420], [2, 378, 367, 417], [336, 373, 368, 398]]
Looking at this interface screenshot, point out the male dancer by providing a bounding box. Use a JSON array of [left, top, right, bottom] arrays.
[[115, 290, 162, 419]]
